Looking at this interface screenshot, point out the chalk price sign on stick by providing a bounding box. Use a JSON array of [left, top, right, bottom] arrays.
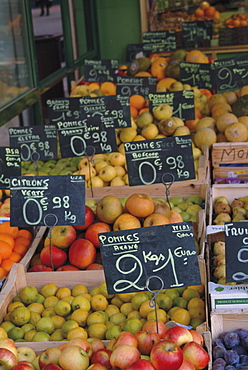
[[124, 136, 195, 186], [84, 59, 119, 82], [0, 147, 21, 189], [10, 175, 85, 227], [225, 221, 248, 283], [116, 76, 157, 100], [99, 222, 201, 295], [9, 125, 58, 162]]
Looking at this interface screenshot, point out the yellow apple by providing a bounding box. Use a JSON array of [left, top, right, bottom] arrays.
[[99, 165, 117, 182], [113, 213, 141, 231]]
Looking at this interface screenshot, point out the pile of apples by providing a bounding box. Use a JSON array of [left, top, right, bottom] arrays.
[[0, 190, 10, 218], [29, 192, 203, 272], [0, 326, 210, 370]]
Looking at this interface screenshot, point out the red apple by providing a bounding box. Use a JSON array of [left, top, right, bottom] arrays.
[[142, 320, 167, 339], [42, 365, 63, 370], [91, 349, 112, 369], [74, 206, 95, 230], [163, 326, 193, 347], [40, 245, 67, 269], [44, 225, 77, 249], [150, 341, 183, 370], [0, 348, 18, 370], [87, 365, 108, 370], [182, 341, 210, 370], [28, 265, 53, 272], [56, 265, 80, 271], [58, 345, 89, 370], [69, 238, 96, 269], [135, 330, 160, 355], [17, 346, 36, 363], [85, 222, 111, 247], [126, 359, 155, 370], [39, 347, 62, 369], [0, 338, 18, 357], [189, 329, 204, 347], [60, 338, 92, 358], [87, 338, 105, 354], [11, 364, 33, 370], [17, 362, 35, 370], [86, 263, 103, 270], [178, 357, 195, 370], [110, 345, 140, 370], [113, 331, 138, 350]]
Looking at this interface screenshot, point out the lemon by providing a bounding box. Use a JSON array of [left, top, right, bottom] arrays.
[[0, 327, 8, 339], [131, 293, 149, 310], [36, 294, 45, 304], [21, 323, 35, 334], [41, 308, 56, 318], [109, 312, 126, 325], [190, 318, 204, 330], [90, 287, 100, 296], [19, 286, 38, 304], [71, 296, 90, 312], [155, 293, 173, 311], [110, 296, 123, 308], [54, 300, 71, 317], [99, 282, 114, 299], [71, 284, 88, 297], [27, 302, 44, 315], [24, 329, 37, 342], [187, 297, 205, 310], [105, 304, 120, 318], [139, 300, 158, 318], [105, 325, 122, 340], [122, 318, 143, 334], [61, 320, 79, 338], [170, 308, 191, 326], [87, 311, 105, 326], [182, 288, 200, 301], [50, 329, 64, 341], [44, 296, 59, 309], [70, 309, 89, 327], [67, 327, 88, 340], [63, 296, 74, 304], [87, 323, 107, 340], [173, 297, 188, 309], [32, 331, 50, 342], [127, 310, 141, 319], [8, 327, 24, 341], [0, 321, 15, 333], [91, 294, 108, 311], [7, 302, 24, 313], [40, 284, 58, 297], [50, 315, 66, 329], [29, 312, 41, 327], [147, 308, 168, 323], [11, 306, 31, 326], [165, 289, 180, 301], [118, 292, 136, 303], [3, 312, 12, 322], [12, 294, 22, 302], [56, 287, 71, 300], [120, 303, 134, 316], [36, 317, 55, 334]]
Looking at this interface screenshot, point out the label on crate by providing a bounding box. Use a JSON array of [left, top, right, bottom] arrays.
[[124, 136, 195, 186], [0, 147, 21, 189], [148, 90, 195, 120], [116, 76, 157, 100], [99, 222, 201, 294], [213, 54, 248, 92], [225, 221, 248, 283], [143, 30, 177, 52], [47, 98, 117, 158], [182, 21, 212, 48], [10, 175, 85, 227], [84, 59, 119, 82], [180, 62, 214, 90], [9, 125, 58, 162]]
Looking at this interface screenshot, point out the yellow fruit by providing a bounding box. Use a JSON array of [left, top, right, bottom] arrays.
[[0, 328, 8, 339], [29, 312, 41, 327], [54, 300, 71, 317], [119, 128, 137, 143], [91, 294, 108, 311], [188, 307, 206, 321], [24, 329, 37, 341], [88, 323, 107, 339], [131, 293, 149, 310], [21, 323, 35, 334], [182, 288, 200, 301], [61, 320, 79, 338], [32, 332, 50, 342], [72, 284, 89, 297], [118, 292, 136, 303], [109, 312, 126, 325], [27, 302, 44, 315], [50, 329, 64, 341], [225, 122, 248, 142], [99, 282, 115, 299], [104, 304, 120, 318], [41, 308, 56, 318], [71, 296, 91, 312], [10, 306, 31, 326], [194, 127, 217, 151], [122, 318, 143, 334], [56, 287, 71, 300], [19, 286, 38, 305], [0, 321, 15, 333], [40, 284, 58, 297], [36, 317, 55, 334], [139, 300, 159, 318], [67, 327, 88, 340], [216, 112, 238, 133], [147, 308, 168, 323], [8, 327, 24, 341], [170, 308, 191, 326], [50, 315, 66, 329], [87, 311, 106, 326], [188, 284, 204, 295], [7, 302, 24, 313], [187, 297, 205, 310], [196, 117, 216, 131], [71, 309, 89, 327]]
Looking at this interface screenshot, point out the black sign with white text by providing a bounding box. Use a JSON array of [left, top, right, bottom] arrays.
[[84, 59, 119, 82], [116, 76, 157, 100], [0, 147, 21, 189]]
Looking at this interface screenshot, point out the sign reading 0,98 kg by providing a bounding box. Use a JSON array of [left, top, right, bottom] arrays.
[[10, 175, 85, 227], [124, 136, 195, 186], [99, 222, 201, 294], [225, 221, 248, 283]]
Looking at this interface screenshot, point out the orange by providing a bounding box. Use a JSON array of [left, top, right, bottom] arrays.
[[13, 237, 31, 249], [0, 222, 19, 238], [139, 107, 149, 115], [0, 241, 12, 259], [16, 229, 33, 241], [0, 267, 7, 279], [156, 77, 177, 90], [1, 259, 15, 273], [135, 71, 152, 77], [199, 89, 212, 100], [170, 307, 191, 326], [186, 50, 209, 64], [100, 82, 116, 96], [88, 82, 100, 91], [185, 118, 200, 131], [211, 102, 232, 115], [195, 8, 205, 18], [205, 6, 216, 18], [0, 234, 14, 249], [150, 57, 168, 80], [130, 95, 146, 110], [9, 252, 22, 263], [0, 254, 2, 265], [130, 106, 138, 119], [13, 243, 28, 257]]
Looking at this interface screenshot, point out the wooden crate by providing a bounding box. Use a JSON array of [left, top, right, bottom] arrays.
[[212, 142, 248, 180], [211, 310, 248, 340], [19, 226, 46, 270]]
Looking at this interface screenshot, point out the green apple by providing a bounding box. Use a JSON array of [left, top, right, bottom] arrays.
[[170, 196, 184, 206], [153, 197, 167, 203], [186, 195, 202, 206], [180, 211, 191, 221], [85, 199, 97, 213], [177, 201, 193, 211], [136, 111, 153, 128]]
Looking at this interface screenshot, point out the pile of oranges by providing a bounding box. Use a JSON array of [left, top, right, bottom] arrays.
[[129, 94, 149, 119], [191, 1, 220, 23], [225, 14, 248, 28], [0, 222, 33, 278]]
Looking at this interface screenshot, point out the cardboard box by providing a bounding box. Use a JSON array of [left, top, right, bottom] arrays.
[[209, 282, 248, 311]]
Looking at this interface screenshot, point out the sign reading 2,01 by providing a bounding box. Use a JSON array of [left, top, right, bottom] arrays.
[[124, 136, 195, 186], [10, 175, 85, 227]]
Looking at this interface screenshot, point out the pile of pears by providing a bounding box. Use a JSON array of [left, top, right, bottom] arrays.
[[213, 195, 248, 225]]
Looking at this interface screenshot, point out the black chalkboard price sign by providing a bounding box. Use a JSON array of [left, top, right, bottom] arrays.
[[10, 175, 85, 227], [8, 125, 58, 162], [84, 59, 119, 83], [182, 21, 212, 48], [99, 222, 201, 294], [214, 54, 248, 92], [47, 98, 117, 158], [180, 62, 214, 90], [124, 136, 195, 186], [148, 90, 195, 120], [116, 76, 157, 100], [143, 30, 177, 52], [225, 221, 248, 283], [182, 22, 197, 48], [126, 44, 149, 62], [0, 147, 21, 189]]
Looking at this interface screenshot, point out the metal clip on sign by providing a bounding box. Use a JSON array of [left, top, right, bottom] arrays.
[[31, 151, 41, 175], [162, 173, 175, 209], [146, 275, 164, 334], [44, 213, 59, 271], [85, 145, 96, 198]]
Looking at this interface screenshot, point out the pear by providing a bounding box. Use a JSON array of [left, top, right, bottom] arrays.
[[232, 214, 246, 222], [213, 253, 225, 267], [213, 213, 232, 225], [214, 196, 229, 205], [244, 202, 248, 211], [231, 199, 245, 209], [170, 196, 184, 206], [186, 195, 202, 206], [238, 196, 248, 203], [214, 202, 231, 215], [213, 241, 225, 256], [213, 264, 226, 280], [186, 204, 202, 215], [177, 201, 193, 211], [232, 206, 246, 217]]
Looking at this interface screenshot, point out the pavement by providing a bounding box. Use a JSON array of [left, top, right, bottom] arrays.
[[31, 4, 62, 37]]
